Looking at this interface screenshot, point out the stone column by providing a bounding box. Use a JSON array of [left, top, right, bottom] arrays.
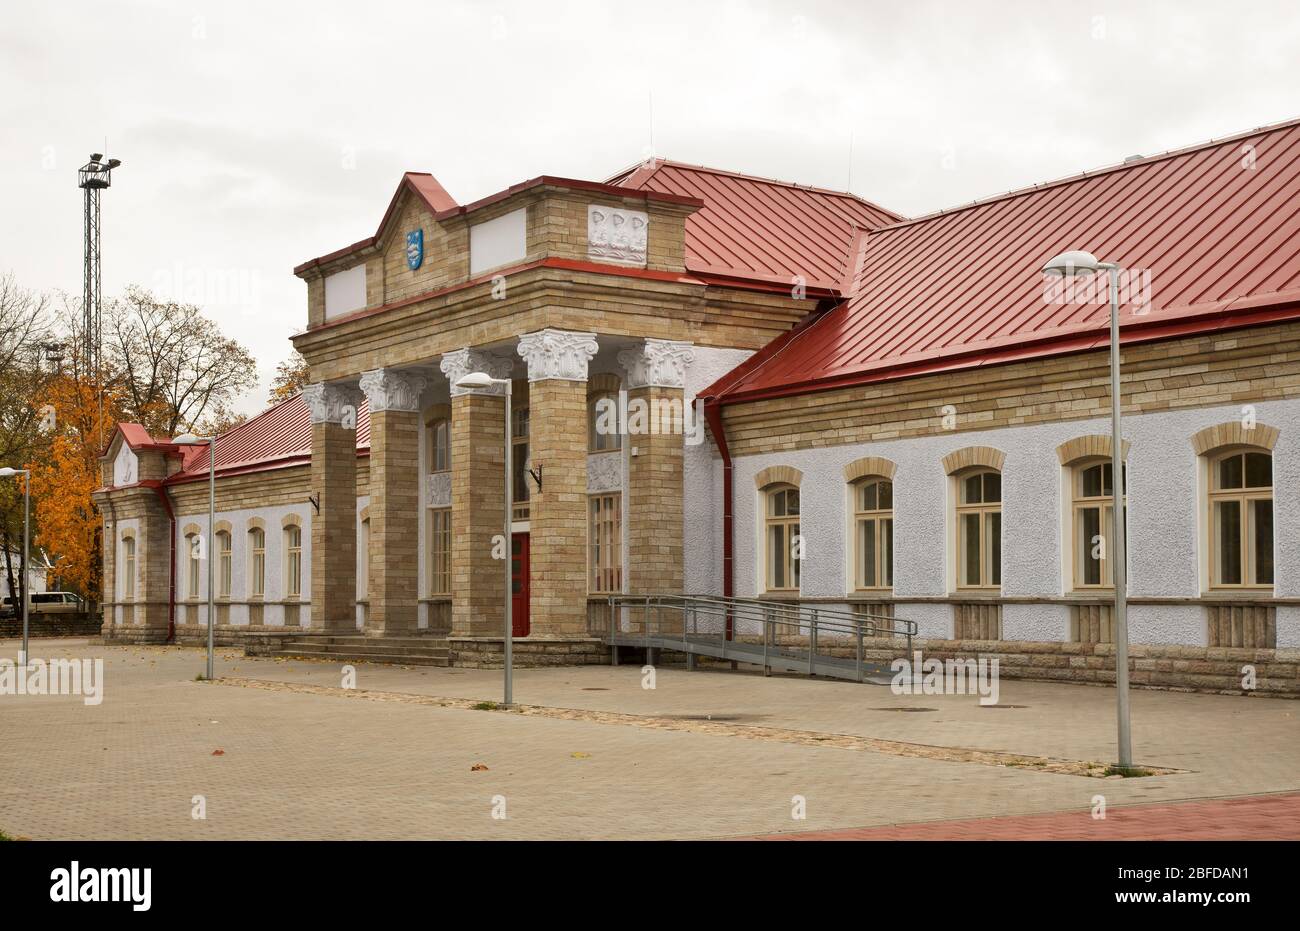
[[518, 329, 599, 638], [305, 381, 361, 631], [618, 340, 693, 600], [441, 349, 513, 638], [359, 368, 427, 635]]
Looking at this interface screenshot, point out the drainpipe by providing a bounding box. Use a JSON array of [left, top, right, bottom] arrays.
[[703, 397, 733, 641], [147, 482, 178, 643]]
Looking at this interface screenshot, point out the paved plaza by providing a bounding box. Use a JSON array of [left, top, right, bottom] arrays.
[[1, 638, 1298, 840]]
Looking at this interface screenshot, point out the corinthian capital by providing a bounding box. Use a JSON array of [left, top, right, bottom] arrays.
[[517, 329, 599, 383], [359, 369, 427, 413], [303, 382, 362, 426], [618, 339, 695, 389]]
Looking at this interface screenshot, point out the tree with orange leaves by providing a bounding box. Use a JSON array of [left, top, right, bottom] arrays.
[[26, 367, 122, 600]]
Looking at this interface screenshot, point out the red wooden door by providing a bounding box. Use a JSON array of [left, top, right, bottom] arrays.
[[511, 533, 530, 637]]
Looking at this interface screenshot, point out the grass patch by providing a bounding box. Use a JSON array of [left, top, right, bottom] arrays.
[[1104, 764, 1157, 778], [472, 701, 500, 711], [0, 829, 17, 841]]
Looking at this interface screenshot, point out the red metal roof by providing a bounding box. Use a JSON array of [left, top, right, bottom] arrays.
[[708, 118, 1300, 403], [147, 394, 371, 485], [611, 159, 903, 292]]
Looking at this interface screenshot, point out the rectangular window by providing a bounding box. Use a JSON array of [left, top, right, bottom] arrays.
[[852, 478, 893, 591], [512, 406, 530, 522], [588, 493, 622, 593], [285, 525, 302, 598], [428, 509, 451, 596], [955, 470, 1001, 590], [217, 531, 232, 598], [429, 419, 451, 473], [249, 528, 266, 597], [1210, 451, 1273, 589], [122, 538, 136, 600], [765, 486, 800, 592], [187, 536, 201, 600]]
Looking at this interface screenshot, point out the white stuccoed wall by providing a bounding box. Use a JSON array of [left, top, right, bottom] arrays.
[[683, 347, 755, 595], [112, 517, 140, 626], [723, 397, 1300, 647], [172, 503, 312, 627]]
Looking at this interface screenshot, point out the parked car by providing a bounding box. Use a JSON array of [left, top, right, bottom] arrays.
[[2, 592, 87, 617]]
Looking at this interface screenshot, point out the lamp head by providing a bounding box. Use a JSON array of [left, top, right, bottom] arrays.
[[0, 467, 21, 477], [172, 433, 212, 445], [1042, 250, 1100, 277], [455, 372, 497, 390]]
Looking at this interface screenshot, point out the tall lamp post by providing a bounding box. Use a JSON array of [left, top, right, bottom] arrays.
[[173, 433, 216, 681], [454, 372, 514, 707], [1041, 250, 1132, 769], [0, 467, 31, 660]]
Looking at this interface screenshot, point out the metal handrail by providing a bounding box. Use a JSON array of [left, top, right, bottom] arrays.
[[600, 592, 916, 680]]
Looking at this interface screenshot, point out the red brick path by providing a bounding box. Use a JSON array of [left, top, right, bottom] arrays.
[[746, 792, 1300, 840]]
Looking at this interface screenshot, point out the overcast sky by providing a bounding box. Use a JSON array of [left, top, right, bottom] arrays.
[[3, 0, 1297, 417]]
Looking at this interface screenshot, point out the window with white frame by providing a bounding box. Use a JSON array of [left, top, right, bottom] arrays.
[[186, 533, 201, 600], [216, 530, 232, 598], [852, 477, 893, 590], [428, 509, 451, 596], [249, 526, 266, 597], [1070, 459, 1126, 589], [764, 484, 801, 592], [1209, 448, 1274, 588], [284, 524, 302, 598], [588, 493, 622, 593], [955, 469, 1001, 590], [122, 536, 136, 600]]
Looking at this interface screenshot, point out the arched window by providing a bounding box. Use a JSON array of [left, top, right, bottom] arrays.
[[852, 477, 893, 590], [216, 530, 232, 598], [955, 469, 1001, 590], [764, 485, 801, 592], [1070, 459, 1126, 589], [284, 524, 303, 598], [121, 535, 136, 600], [248, 526, 266, 597], [1209, 449, 1273, 588]]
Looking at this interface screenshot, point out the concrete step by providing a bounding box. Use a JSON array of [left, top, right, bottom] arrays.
[[267, 648, 450, 667], [279, 638, 448, 656]]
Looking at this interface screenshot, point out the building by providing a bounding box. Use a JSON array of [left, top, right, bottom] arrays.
[[93, 118, 1300, 693]]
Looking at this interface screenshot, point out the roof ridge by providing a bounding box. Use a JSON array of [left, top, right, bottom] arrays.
[[872, 115, 1300, 233], [610, 156, 903, 219]]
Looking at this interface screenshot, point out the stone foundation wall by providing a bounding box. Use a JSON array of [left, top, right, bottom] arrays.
[[1, 614, 102, 639], [449, 637, 607, 668], [716, 634, 1300, 698]]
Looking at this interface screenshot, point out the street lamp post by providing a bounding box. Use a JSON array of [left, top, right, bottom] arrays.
[[1042, 250, 1132, 769], [173, 434, 216, 681], [455, 372, 514, 706], [0, 467, 32, 660]]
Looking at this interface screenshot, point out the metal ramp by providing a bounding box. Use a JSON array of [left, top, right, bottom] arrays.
[[596, 594, 917, 685]]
